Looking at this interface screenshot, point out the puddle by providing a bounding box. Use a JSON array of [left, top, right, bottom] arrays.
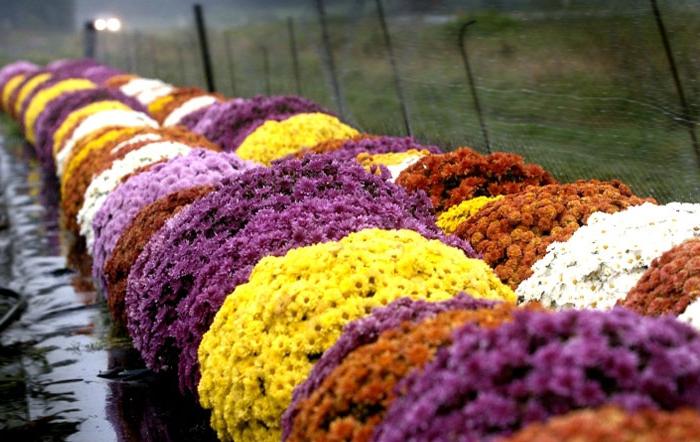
[[0, 132, 216, 441]]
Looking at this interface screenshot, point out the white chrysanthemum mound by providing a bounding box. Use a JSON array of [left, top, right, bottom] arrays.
[[163, 95, 218, 127], [77, 141, 192, 249], [110, 133, 162, 155], [120, 78, 169, 97], [680, 299, 700, 329], [517, 202, 700, 310], [136, 85, 175, 106], [386, 155, 424, 182], [55, 109, 158, 176]]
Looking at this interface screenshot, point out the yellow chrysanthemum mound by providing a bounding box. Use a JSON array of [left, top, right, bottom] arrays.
[[147, 92, 176, 117], [52, 100, 132, 155], [197, 228, 514, 442], [14, 72, 52, 116], [437, 195, 503, 234], [24, 78, 96, 143], [236, 112, 359, 165], [1, 74, 26, 111]]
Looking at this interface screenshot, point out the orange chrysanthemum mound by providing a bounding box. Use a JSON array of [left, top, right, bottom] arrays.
[[288, 302, 541, 442], [500, 406, 700, 442], [103, 74, 136, 89], [60, 126, 219, 234], [105, 185, 215, 323], [621, 238, 700, 316], [455, 180, 653, 288], [395, 147, 556, 212]]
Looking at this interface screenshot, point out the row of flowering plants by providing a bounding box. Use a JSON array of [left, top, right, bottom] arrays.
[[1, 57, 700, 442]]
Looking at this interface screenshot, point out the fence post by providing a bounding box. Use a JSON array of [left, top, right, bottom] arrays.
[[650, 0, 700, 168], [287, 17, 303, 95], [193, 3, 216, 92], [458, 20, 491, 154], [314, 0, 346, 118], [374, 0, 412, 137], [224, 31, 238, 96], [83, 21, 97, 59]]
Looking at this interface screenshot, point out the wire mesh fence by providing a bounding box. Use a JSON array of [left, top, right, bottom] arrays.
[[2, 0, 699, 202]]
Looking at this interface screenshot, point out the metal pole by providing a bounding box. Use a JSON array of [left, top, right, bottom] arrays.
[[650, 0, 700, 168], [314, 0, 346, 118], [83, 21, 97, 59], [223, 31, 238, 96], [287, 17, 303, 95], [374, 0, 412, 136], [459, 20, 491, 153], [193, 3, 216, 92]]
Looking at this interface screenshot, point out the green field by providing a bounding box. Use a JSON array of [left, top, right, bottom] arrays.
[[3, 5, 700, 202]]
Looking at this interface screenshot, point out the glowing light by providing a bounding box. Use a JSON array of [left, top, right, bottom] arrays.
[[93, 17, 122, 32], [94, 18, 108, 31], [106, 17, 122, 32]]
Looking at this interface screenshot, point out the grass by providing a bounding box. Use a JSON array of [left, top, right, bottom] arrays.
[[2, 6, 700, 202]]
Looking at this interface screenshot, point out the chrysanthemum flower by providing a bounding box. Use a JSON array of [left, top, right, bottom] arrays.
[[197, 228, 514, 441], [374, 308, 700, 441], [518, 203, 700, 309], [457, 180, 652, 288], [621, 238, 700, 317], [396, 147, 556, 212]]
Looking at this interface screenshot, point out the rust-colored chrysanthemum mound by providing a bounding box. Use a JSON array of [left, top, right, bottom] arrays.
[[60, 127, 160, 234], [620, 238, 700, 316], [455, 180, 653, 288], [395, 147, 556, 212], [500, 406, 700, 442], [105, 185, 215, 323], [103, 74, 136, 89], [60, 126, 219, 235], [288, 302, 541, 442]]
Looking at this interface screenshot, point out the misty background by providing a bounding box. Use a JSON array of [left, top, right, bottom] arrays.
[[1, 0, 700, 203]]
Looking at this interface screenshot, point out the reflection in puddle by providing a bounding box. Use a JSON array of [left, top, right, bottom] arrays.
[[0, 132, 216, 441]]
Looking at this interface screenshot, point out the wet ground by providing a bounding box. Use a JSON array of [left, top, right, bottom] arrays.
[[0, 128, 217, 442]]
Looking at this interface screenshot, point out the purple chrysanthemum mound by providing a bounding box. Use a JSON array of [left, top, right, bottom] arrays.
[[91, 149, 255, 293], [46, 58, 100, 76], [125, 155, 474, 376], [285, 135, 442, 163], [191, 95, 328, 151], [374, 308, 700, 442], [281, 293, 496, 439], [0, 60, 38, 91], [82, 65, 124, 84], [18, 74, 98, 133], [173, 193, 476, 395], [33, 87, 145, 168], [6, 69, 49, 118]]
